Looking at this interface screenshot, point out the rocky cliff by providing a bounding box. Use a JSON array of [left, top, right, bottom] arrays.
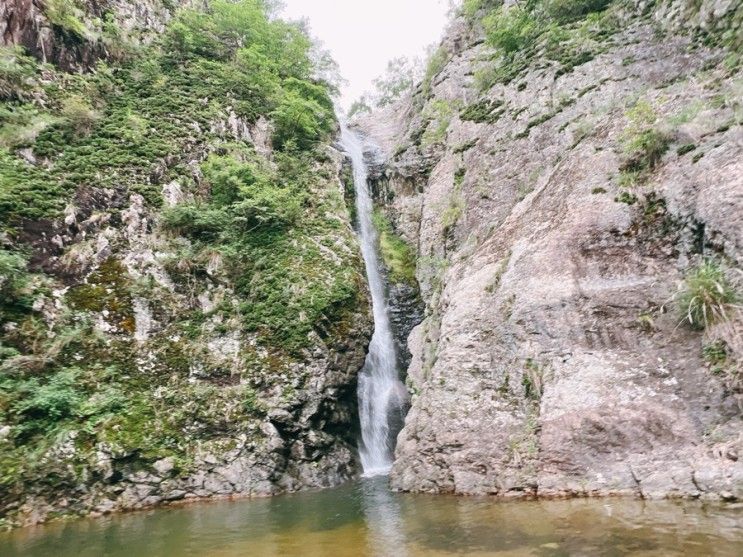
[[357, 0, 742, 500], [0, 1, 371, 527]]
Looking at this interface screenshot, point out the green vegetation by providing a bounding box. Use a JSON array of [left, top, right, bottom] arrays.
[[703, 340, 729, 370], [472, 0, 620, 90], [422, 47, 448, 98], [372, 57, 422, 107], [0, 0, 364, 522], [702, 339, 740, 394], [0, 0, 335, 226], [0, 46, 40, 101], [484, 4, 540, 55], [0, 251, 32, 325], [44, 0, 89, 40], [522, 358, 545, 401], [677, 261, 739, 330], [620, 101, 670, 172], [459, 98, 505, 124], [677, 143, 696, 156], [422, 99, 454, 146], [461, 0, 501, 19], [372, 209, 417, 285], [543, 0, 613, 23], [348, 56, 422, 116], [441, 173, 465, 235], [163, 146, 362, 352]]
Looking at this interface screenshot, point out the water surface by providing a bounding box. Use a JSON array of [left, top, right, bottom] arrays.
[[2, 478, 741, 556]]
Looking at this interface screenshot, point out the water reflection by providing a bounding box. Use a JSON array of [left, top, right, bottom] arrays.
[[2, 479, 742, 556], [360, 476, 408, 557]]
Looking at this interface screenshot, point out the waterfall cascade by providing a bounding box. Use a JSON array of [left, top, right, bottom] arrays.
[[340, 125, 408, 477]]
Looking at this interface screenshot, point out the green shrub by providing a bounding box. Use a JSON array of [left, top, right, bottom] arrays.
[[372, 209, 417, 285], [0, 47, 39, 101], [543, 0, 613, 23], [10, 369, 84, 439], [460, 98, 504, 123], [162, 205, 230, 242], [484, 6, 540, 55], [619, 101, 670, 178], [422, 47, 448, 98], [703, 340, 729, 367], [422, 99, 453, 146], [0, 250, 32, 324], [45, 0, 89, 40], [677, 261, 739, 329], [271, 90, 334, 150], [61, 95, 100, 136], [461, 0, 501, 19], [621, 128, 670, 173]]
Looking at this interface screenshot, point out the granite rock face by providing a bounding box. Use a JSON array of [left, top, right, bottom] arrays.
[[0, 0, 186, 72], [357, 0, 742, 500]]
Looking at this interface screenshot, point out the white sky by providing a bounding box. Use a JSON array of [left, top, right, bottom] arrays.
[[280, 0, 451, 110]]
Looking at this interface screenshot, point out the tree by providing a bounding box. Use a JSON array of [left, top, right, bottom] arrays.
[[372, 56, 423, 107]]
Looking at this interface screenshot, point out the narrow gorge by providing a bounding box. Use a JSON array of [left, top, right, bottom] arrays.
[[0, 0, 742, 553], [341, 125, 410, 477]]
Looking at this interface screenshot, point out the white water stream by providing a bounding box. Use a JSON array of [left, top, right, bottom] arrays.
[[340, 125, 407, 477]]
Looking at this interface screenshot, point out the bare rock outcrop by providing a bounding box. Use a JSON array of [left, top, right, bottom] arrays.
[[358, 0, 742, 500]]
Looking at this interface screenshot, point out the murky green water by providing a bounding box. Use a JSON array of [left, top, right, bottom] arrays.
[[2, 478, 741, 556]]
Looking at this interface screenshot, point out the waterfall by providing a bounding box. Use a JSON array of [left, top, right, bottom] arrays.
[[340, 125, 407, 477]]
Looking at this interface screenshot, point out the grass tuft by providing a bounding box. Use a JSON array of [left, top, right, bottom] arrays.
[[676, 261, 739, 330]]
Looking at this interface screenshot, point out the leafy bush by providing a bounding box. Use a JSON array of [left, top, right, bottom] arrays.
[[543, 0, 613, 23], [372, 210, 417, 285], [461, 0, 502, 19], [484, 6, 540, 55], [0, 47, 39, 101], [621, 129, 670, 173], [61, 95, 100, 136], [271, 89, 334, 150], [162, 205, 230, 242], [372, 56, 422, 106], [422, 99, 453, 146], [620, 101, 670, 178], [677, 261, 739, 329], [0, 250, 31, 324], [44, 0, 89, 40], [422, 47, 448, 98], [9, 369, 84, 439]]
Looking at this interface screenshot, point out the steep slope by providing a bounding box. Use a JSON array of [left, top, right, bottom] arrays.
[[0, 1, 370, 527], [357, 0, 742, 499]]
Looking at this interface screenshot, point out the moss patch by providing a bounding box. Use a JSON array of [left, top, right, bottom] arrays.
[[372, 209, 417, 286]]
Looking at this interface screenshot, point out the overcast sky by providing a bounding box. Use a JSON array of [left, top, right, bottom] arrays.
[[280, 0, 451, 109]]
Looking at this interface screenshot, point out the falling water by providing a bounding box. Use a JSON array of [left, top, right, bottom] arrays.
[[340, 124, 407, 477]]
